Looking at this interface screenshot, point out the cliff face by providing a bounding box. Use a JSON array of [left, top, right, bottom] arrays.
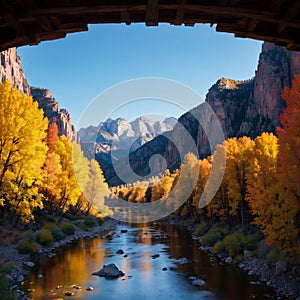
[[0, 47, 78, 142], [31, 87, 78, 143], [103, 42, 300, 186], [0, 48, 30, 94]]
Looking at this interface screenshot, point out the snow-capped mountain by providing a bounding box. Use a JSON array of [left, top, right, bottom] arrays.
[[78, 116, 177, 162]]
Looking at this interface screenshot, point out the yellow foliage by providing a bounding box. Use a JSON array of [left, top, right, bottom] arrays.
[[0, 81, 48, 223]]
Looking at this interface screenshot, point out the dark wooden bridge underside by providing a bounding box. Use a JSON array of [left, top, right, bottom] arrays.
[[1, 0, 300, 51]]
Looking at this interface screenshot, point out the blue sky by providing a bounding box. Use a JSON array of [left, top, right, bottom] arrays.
[[18, 24, 262, 128]]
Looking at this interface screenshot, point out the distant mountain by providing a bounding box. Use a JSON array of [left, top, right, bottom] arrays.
[[79, 116, 177, 162], [103, 42, 300, 186]]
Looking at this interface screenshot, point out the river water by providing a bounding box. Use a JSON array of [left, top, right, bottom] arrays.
[[23, 223, 276, 299]]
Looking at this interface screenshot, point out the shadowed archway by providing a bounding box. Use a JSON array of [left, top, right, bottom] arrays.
[[0, 0, 300, 51]]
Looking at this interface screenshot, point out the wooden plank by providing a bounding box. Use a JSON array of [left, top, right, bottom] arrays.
[[247, 18, 259, 32], [173, 0, 187, 25], [145, 0, 159, 26], [120, 10, 131, 25]]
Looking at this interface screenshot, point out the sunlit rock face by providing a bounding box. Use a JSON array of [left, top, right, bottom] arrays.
[[31, 87, 78, 143], [0, 48, 78, 143], [104, 42, 300, 186], [0, 48, 30, 94]]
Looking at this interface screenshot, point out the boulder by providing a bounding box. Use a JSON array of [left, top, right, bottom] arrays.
[[121, 229, 128, 233], [16, 274, 24, 283], [116, 249, 124, 255], [105, 234, 113, 240], [192, 279, 205, 286], [225, 257, 233, 264], [275, 261, 287, 275], [151, 254, 160, 259], [25, 261, 35, 268], [178, 257, 190, 264], [92, 264, 124, 278]]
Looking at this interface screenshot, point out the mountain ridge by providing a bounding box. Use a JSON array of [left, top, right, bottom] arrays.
[[102, 42, 300, 186]]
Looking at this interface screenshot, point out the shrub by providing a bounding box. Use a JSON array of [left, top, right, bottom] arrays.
[[234, 254, 244, 263], [17, 240, 39, 254], [44, 222, 56, 230], [202, 229, 223, 246], [84, 216, 96, 228], [80, 223, 90, 232], [212, 223, 230, 236], [50, 226, 65, 241], [0, 274, 16, 299], [73, 220, 82, 226], [60, 222, 75, 235], [195, 223, 209, 236], [64, 212, 77, 221], [223, 233, 241, 257], [38, 229, 54, 246], [213, 241, 225, 254], [0, 262, 16, 274], [266, 248, 281, 265], [223, 231, 255, 257]]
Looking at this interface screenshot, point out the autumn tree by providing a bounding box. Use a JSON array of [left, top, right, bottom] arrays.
[[275, 75, 300, 257], [192, 158, 211, 221], [76, 159, 110, 215], [41, 123, 61, 210], [224, 137, 254, 228], [51, 136, 88, 213], [173, 152, 199, 218], [0, 81, 48, 224], [246, 132, 279, 233]]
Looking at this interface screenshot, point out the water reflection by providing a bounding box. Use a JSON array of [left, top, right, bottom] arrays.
[[23, 223, 276, 300]]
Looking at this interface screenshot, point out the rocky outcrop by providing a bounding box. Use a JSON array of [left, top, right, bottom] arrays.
[[0, 48, 78, 143], [0, 48, 30, 94], [103, 42, 300, 186], [31, 87, 78, 143]]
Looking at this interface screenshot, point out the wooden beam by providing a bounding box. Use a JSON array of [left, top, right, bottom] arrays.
[[146, 0, 159, 26], [120, 10, 131, 25], [173, 0, 187, 26], [247, 18, 259, 32], [36, 16, 56, 31], [277, 0, 300, 32]]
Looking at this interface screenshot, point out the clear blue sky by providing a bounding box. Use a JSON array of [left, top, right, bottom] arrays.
[[18, 24, 262, 128]]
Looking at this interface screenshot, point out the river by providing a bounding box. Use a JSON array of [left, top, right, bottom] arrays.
[[22, 223, 276, 299]]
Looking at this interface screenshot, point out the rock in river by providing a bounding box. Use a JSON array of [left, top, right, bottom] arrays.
[[116, 249, 124, 255], [92, 263, 125, 278], [192, 279, 205, 286], [25, 261, 35, 268]]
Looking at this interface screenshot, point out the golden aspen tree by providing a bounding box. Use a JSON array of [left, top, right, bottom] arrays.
[[0, 81, 48, 223], [81, 159, 110, 214], [246, 132, 279, 233], [224, 137, 255, 228], [54, 136, 86, 212]]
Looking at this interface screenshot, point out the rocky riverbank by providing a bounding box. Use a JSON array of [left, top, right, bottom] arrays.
[[0, 218, 118, 299], [174, 221, 300, 299]]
